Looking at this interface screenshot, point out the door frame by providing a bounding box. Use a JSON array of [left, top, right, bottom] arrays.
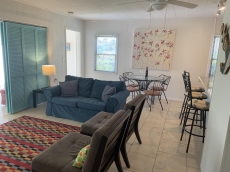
[[64, 27, 81, 77]]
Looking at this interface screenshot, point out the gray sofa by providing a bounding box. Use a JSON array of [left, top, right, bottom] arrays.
[[44, 75, 130, 122]]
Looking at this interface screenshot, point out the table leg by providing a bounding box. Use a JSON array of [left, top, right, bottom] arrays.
[[33, 90, 37, 108]]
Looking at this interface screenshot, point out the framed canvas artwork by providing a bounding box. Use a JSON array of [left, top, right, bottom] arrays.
[[132, 29, 176, 70]]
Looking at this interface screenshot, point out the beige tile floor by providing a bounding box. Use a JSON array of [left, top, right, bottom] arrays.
[[0, 98, 203, 172]]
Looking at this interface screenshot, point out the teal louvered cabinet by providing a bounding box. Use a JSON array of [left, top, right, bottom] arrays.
[[1, 22, 48, 113]]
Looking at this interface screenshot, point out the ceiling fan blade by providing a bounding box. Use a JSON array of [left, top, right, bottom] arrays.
[[168, 0, 198, 9], [147, 6, 154, 12], [117, 1, 146, 5]]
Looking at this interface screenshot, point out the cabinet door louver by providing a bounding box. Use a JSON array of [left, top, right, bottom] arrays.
[[1, 22, 48, 113]]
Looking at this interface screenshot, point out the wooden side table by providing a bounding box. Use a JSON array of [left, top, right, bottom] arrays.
[[33, 87, 49, 108]]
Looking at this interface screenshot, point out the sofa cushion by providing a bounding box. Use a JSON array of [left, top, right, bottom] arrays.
[[81, 111, 113, 136], [78, 78, 94, 97], [52, 96, 88, 107], [65, 76, 94, 98], [77, 98, 106, 111], [59, 80, 78, 97], [102, 85, 116, 102], [65, 75, 81, 82], [73, 144, 90, 168], [32, 132, 91, 172], [90, 80, 126, 100]]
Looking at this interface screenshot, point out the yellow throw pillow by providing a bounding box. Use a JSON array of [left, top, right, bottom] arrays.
[[73, 144, 90, 168]]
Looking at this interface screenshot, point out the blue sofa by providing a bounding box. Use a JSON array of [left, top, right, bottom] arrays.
[[44, 75, 130, 122]]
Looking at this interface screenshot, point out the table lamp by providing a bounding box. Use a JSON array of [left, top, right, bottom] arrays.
[[42, 65, 56, 85]]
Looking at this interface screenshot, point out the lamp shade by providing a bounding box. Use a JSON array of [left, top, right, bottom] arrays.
[[42, 65, 56, 76]]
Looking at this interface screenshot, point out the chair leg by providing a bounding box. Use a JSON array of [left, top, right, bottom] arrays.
[[200, 110, 202, 128], [120, 143, 130, 168], [179, 96, 187, 119], [115, 152, 124, 172], [195, 111, 198, 124], [146, 96, 151, 112], [202, 111, 206, 143], [158, 96, 163, 110], [180, 107, 191, 141], [134, 127, 142, 144], [180, 102, 189, 125], [163, 91, 168, 104], [186, 110, 197, 153]]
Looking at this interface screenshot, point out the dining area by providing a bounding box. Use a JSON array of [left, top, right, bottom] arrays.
[[119, 69, 214, 156], [119, 71, 171, 111]]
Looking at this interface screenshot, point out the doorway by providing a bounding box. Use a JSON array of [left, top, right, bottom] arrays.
[[65, 29, 81, 76]]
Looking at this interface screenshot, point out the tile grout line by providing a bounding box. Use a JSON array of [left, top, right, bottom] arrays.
[[152, 100, 171, 172]]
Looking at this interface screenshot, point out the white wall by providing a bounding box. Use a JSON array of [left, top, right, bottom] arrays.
[[66, 30, 77, 76], [0, 0, 85, 85], [85, 17, 221, 101], [201, 1, 230, 172]]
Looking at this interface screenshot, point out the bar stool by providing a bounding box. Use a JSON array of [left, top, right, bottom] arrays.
[[180, 73, 209, 152], [179, 71, 206, 120]]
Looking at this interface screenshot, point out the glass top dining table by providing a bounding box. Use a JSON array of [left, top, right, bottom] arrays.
[[126, 75, 164, 91], [126, 75, 163, 82]]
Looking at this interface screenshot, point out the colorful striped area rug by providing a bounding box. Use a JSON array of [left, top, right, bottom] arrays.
[[0, 115, 80, 171]]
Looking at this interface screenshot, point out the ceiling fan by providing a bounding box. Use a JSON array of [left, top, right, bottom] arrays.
[[118, 0, 198, 12]]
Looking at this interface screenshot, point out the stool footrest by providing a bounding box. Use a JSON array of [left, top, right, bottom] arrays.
[[184, 124, 205, 138]]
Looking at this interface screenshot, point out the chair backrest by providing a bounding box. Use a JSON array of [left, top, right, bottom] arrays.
[[182, 73, 193, 106], [159, 74, 171, 91], [124, 94, 146, 141], [119, 75, 127, 82], [123, 72, 134, 77], [151, 80, 163, 96], [82, 110, 132, 172]]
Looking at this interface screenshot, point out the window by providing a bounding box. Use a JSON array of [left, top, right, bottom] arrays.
[[209, 36, 220, 78], [95, 35, 118, 73]]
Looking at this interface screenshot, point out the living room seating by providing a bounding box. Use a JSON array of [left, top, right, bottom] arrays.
[[44, 75, 130, 122], [32, 109, 132, 172], [81, 94, 146, 168]]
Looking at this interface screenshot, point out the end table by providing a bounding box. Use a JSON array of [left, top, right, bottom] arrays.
[[33, 87, 49, 108]]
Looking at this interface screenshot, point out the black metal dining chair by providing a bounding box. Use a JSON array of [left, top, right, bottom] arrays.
[[123, 72, 139, 87], [119, 75, 139, 98], [143, 80, 164, 111], [150, 75, 171, 104]]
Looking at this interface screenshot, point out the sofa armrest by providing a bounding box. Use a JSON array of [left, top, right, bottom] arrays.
[[44, 86, 61, 101], [106, 90, 130, 113]]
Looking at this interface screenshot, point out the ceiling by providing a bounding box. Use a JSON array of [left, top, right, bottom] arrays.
[[14, 0, 221, 20]]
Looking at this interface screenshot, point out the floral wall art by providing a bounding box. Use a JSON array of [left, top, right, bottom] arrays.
[[132, 29, 176, 70]]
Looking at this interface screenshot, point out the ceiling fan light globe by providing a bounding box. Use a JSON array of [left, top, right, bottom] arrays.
[[152, 2, 167, 10]]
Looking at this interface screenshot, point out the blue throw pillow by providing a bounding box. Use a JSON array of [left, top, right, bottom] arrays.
[[59, 80, 78, 97], [102, 85, 116, 102]]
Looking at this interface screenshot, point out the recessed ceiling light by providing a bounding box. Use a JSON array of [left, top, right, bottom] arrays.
[[68, 11, 74, 14]]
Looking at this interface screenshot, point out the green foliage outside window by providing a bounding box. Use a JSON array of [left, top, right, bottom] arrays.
[[95, 36, 117, 73]]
